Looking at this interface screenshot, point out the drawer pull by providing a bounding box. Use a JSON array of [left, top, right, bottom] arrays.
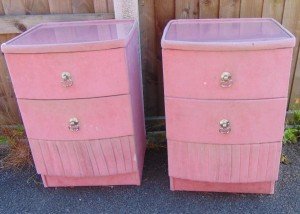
[[68, 117, 79, 131], [220, 72, 232, 88], [219, 119, 231, 134], [61, 72, 73, 87]]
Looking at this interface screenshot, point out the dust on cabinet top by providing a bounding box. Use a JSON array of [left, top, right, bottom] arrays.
[[161, 18, 295, 51], [1, 19, 137, 53]]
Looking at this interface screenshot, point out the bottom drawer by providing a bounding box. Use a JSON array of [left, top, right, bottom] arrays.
[[168, 141, 282, 183], [30, 136, 138, 177]]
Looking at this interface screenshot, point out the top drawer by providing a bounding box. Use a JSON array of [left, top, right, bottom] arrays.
[[162, 48, 293, 100], [2, 20, 137, 99], [4, 49, 129, 99], [162, 18, 295, 100]]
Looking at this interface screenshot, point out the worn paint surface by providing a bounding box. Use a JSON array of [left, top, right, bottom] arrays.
[[162, 18, 295, 194], [2, 20, 146, 187]]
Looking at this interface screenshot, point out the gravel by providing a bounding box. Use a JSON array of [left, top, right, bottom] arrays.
[[0, 144, 299, 214]]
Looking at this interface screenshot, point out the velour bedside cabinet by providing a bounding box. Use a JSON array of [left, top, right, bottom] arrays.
[[161, 18, 295, 194], [1, 20, 146, 187]]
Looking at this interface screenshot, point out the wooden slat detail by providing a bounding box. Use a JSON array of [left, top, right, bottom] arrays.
[[85, 141, 101, 176], [111, 138, 127, 174], [154, 0, 175, 115], [0, 13, 114, 34], [262, 0, 285, 22], [74, 141, 94, 176], [1, 0, 50, 15], [0, 0, 5, 15], [219, 0, 241, 18], [247, 144, 260, 182], [0, 1, 4, 14], [256, 143, 269, 181], [175, 0, 199, 19], [289, 50, 300, 106], [1, 0, 26, 15], [48, 0, 73, 14], [168, 141, 282, 183], [29, 0, 50, 14], [72, 0, 95, 13], [240, 0, 264, 17], [0, 96, 21, 125], [230, 144, 241, 182], [29, 140, 47, 174], [239, 144, 250, 182], [93, 0, 108, 12], [139, 0, 159, 116], [120, 136, 133, 173], [107, 0, 114, 12], [282, 0, 300, 107], [29, 136, 137, 177], [0, 34, 22, 125], [90, 139, 110, 175], [199, 0, 219, 18]]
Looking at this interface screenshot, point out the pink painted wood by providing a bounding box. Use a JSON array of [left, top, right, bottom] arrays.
[[30, 136, 138, 177], [4, 49, 129, 99], [18, 95, 133, 140], [170, 179, 276, 194], [2, 20, 146, 187], [165, 97, 287, 144], [2, 20, 137, 100], [162, 48, 293, 100], [42, 173, 141, 187], [162, 18, 295, 194], [168, 141, 282, 183]]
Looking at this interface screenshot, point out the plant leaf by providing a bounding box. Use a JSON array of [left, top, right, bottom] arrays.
[[280, 154, 291, 165]]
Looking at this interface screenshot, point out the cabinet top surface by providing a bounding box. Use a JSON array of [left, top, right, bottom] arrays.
[[162, 18, 295, 51], [1, 19, 136, 53]]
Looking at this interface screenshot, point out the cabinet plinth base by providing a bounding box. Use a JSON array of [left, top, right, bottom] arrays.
[[170, 177, 275, 194], [41, 172, 141, 187]]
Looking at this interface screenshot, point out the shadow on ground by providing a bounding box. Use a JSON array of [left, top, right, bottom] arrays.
[[0, 144, 299, 214]]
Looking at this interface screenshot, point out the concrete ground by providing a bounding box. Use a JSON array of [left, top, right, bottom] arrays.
[[0, 143, 299, 214]]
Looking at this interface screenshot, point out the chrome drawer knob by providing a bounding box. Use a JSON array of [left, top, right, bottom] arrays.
[[61, 72, 73, 87], [219, 119, 231, 134], [220, 72, 232, 88], [68, 117, 79, 131]]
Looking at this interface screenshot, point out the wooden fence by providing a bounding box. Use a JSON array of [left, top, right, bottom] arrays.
[[0, 0, 299, 128]]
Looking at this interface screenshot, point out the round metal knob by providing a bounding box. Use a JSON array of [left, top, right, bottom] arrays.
[[61, 72, 73, 87], [219, 119, 231, 134], [68, 117, 79, 131], [220, 72, 232, 88]]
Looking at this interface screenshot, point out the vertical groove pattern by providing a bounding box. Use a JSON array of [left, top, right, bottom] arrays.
[[29, 136, 137, 177], [168, 141, 282, 183]]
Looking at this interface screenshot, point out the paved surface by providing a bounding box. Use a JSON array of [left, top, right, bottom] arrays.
[[0, 144, 299, 214]]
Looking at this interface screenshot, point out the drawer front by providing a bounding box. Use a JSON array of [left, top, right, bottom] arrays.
[[163, 48, 292, 99], [18, 95, 133, 140], [5, 49, 129, 99], [30, 136, 137, 177], [168, 141, 282, 183], [166, 98, 287, 144]]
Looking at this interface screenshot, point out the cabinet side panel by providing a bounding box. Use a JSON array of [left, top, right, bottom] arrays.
[[125, 28, 146, 176]]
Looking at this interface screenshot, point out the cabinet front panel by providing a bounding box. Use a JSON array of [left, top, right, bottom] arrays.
[[5, 49, 129, 99], [18, 95, 133, 140], [168, 140, 281, 183], [166, 97, 287, 144], [163, 48, 292, 99], [30, 136, 138, 177]]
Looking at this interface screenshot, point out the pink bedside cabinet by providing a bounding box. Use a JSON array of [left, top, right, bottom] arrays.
[[1, 20, 146, 187], [161, 18, 295, 194]]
